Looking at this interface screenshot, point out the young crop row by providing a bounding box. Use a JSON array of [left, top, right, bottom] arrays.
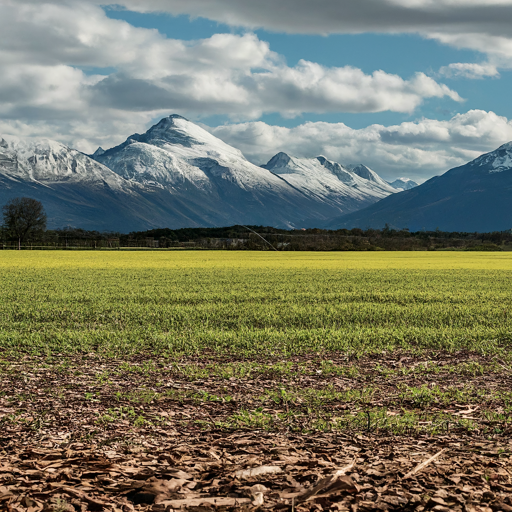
[[0, 252, 511, 357]]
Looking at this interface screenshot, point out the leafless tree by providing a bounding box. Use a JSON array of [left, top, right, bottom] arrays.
[[2, 197, 47, 250]]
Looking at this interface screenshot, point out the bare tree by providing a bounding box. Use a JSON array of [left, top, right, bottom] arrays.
[[2, 197, 47, 250]]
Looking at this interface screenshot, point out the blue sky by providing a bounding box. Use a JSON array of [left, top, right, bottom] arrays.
[[106, 8, 512, 128], [2, 0, 512, 181]]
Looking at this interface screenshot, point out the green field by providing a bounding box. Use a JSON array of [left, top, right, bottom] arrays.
[[1, 251, 512, 357], [3, 251, 512, 510]]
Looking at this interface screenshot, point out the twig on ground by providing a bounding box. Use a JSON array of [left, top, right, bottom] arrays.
[[403, 449, 447, 480]]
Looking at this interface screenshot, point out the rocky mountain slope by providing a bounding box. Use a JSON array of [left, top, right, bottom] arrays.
[[326, 142, 512, 232]]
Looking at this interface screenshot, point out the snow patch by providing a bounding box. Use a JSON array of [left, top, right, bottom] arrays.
[[490, 153, 512, 173]]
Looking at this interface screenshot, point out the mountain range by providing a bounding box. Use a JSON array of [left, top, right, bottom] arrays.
[[326, 142, 512, 232], [0, 115, 415, 231]]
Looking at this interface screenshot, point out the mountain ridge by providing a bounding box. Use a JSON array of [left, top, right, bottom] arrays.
[[261, 152, 398, 214], [389, 177, 419, 191], [325, 142, 512, 232], [1, 115, 412, 231], [92, 115, 401, 228]]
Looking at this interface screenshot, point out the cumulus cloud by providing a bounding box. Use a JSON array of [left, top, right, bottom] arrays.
[[89, 62, 461, 118], [100, 0, 512, 70], [208, 110, 512, 181], [0, 0, 462, 153], [87, 0, 512, 36], [10, 0, 512, 72]]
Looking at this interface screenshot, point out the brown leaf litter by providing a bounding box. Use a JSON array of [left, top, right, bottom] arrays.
[[1, 351, 512, 511]]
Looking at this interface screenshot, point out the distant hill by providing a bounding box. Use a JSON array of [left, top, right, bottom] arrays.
[[325, 142, 512, 232]]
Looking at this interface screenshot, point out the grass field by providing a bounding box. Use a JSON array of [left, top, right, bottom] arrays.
[[2, 251, 512, 511], [1, 251, 512, 356]]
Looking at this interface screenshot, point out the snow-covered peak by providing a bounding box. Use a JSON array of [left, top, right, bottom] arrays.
[[139, 115, 202, 149], [105, 115, 246, 164], [389, 177, 419, 191], [261, 152, 398, 211], [491, 142, 512, 173], [262, 153, 351, 179], [92, 147, 105, 158], [0, 134, 131, 192], [473, 141, 512, 174], [348, 164, 398, 192], [349, 164, 378, 182], [315, 156, 354, 182], [95, 117, 303, 195], [264, 152, 292, 170], [161, 115, 246, 161], [1, 134, 70, 157]]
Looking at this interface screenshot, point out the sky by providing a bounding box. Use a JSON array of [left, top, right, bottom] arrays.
[[2, 1, 512, 181]]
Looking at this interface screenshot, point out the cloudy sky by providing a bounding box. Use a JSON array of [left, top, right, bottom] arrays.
[[2, 0, 512, 181]]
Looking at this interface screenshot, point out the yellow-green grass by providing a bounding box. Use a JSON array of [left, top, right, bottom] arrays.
[[1, 251, 512, 357], [3, 250, 512, 269]]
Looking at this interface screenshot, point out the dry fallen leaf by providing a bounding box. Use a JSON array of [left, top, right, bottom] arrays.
[[234, 465, 283, 480], [3, 352, 511, 511], [136, 477, 196, 503], [158, 496, 252, 508], [297, 474, 360, 503]]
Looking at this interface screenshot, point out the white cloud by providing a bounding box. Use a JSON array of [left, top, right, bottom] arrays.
[[101, 0, 512, 70], [241, 64, 462, 116], [9, 0, 512, 70], [439, 62, 500, 79], [208, 110, 512, 181], [89, 0, 512, 35], [0, 0, 509, 182], [0, 0, 462, 153]]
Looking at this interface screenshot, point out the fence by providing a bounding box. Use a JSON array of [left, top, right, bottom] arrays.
[[1, 233, 508, 251]]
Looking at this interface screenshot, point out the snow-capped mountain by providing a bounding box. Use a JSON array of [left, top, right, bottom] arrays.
[[262, 153, 397, 213], [475, 141, 512, 172], [347, 164, 391, 188], [389, 177, 419, 191], [0, 136, 129, 190], [0, 115, 413, 231], [92, 115, 332, 228], [95, 115, 296, 196], [93, 115, 399, 227], [0, 136, 163, 231], [326, 142, 512, 232], [348, 164, 418, 191]]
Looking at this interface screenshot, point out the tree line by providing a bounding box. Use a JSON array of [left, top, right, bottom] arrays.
[[2, 197, 512, 251]]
